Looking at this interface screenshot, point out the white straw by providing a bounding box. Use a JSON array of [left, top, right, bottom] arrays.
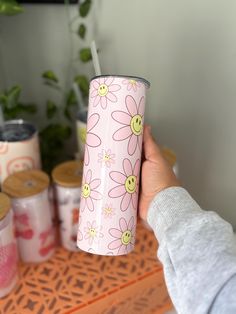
[[0, 106, 4, 127], [90, 40, 101, 76], [73, 82, 85, 110]]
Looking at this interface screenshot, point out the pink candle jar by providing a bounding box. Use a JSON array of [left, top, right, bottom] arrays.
[[0, 193, 18, 298], [2, 170, 55, 263], [77, 75, 150, 256]]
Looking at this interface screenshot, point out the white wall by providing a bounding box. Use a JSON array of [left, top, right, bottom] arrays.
[[1, 0, 236, 228]]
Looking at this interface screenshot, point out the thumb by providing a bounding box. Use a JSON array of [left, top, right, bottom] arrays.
[[143, 125, 162, 162]]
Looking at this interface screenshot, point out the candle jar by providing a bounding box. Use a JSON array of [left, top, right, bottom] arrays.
[[52, 160, 83, 251], [2, 170, 55, 263], [0, 193, 18, 298], [0, 120, 41, 185]]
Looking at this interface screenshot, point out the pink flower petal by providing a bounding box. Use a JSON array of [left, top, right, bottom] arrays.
[[84, 232, 90, 240], [104, 77, 114, 86], [112, 111, 131, 125], [109, 228, 122, 238], [125, 95, 138, 117], [86, 197, 94, 211], [128, 134, 138, 155], [86, 133, 101, 147], [133, 159, 140, 177], [77, 230, 83, 241], [100, 77, 105, 84], [101, 96, 107, 109], [87, 113, 100, 132], [138, 96, 145, 116], [85, 169, 92, 183], [127, 83, 132, 91], [131, 192, 138, 209], [121, 193, 132, 212], [90, 178, 101, 189], [93, 95, 101, 107], [90, 190, 102, 200], [106, 92, 117, 102], [84, 146, 89, 166], [113, 126, 132, 141], [110, 171, 126, 184], [128, 216, 134, 230], [109, 84, 121, 92], [91, 221, 96, 228], [92, 80, 100, 89], [123, 159, 132, 176], [118, 244, 127, 254], [108, 239, 122, 250], [91, 89, 98, 98], [122, 79, 128, 85], [119, 217, 128, 232], [109, 185, 126, 198]]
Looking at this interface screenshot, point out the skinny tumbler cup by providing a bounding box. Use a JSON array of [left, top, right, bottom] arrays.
[[77, 75, 150, 256]]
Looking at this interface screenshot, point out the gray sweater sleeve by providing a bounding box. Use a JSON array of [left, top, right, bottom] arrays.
[[147, 187, 236, 314]]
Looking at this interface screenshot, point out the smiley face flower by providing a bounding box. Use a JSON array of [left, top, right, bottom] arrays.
[[108, 216, 135, 254], [84, 221, 104, 245], [81, 169, 102, 212], [90, 77, 121, 109], [112, 95, 145, 156], [122, 79, 141, 92], [97, 149, 115, 168], [108, 158, 140, 212]]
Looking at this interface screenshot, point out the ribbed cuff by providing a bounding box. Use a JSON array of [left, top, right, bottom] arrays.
[[147, 187, 201, 242]]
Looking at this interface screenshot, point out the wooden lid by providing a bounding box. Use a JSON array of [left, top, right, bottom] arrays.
[[2, 170, 50, 198], [52, 160, 83, 188], [162, 147, 177, 167], [0, 193, 11, 221]]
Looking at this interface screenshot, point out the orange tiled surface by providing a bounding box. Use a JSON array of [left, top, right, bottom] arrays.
[[0, 222, 172, 314]]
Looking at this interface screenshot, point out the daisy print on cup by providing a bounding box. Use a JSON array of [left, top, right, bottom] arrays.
[[90, 77, 121, 109], [81, 169, 102, 212], [97, 149, 115, 168], [122, 79, 141, 92], [112, 95, 145, 156], [109, 158, 140, 212], [84, 221, 104, 246], [108, 216, 135, 255]]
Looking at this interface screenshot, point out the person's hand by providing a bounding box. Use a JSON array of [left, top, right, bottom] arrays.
[[139, 125, 180, 221]]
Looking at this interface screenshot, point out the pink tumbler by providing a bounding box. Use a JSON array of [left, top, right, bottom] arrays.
[[77, 75, 150, 256]]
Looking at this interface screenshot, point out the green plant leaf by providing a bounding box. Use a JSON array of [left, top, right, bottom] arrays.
[[64, 107, 72, 121], [79, 0, 91, 17], [42, 70, 59, 83], [66, 89, 77, 107], [46, 100, 57, 119], [74, 75, 89, 97], [7, 85, 21, 109], [78, 23, 86, 39], [0, 0, 23, 16], [79, 48, 92, 63], [18, 103, 37, 114]]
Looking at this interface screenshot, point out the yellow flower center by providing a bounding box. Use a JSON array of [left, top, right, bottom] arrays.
[[129, 79, 137, 85], [104, 206, 112, 214], [121, 230, 132, 245], [103, 154, 110, 161], [130, 114, 142, 136], [125, 175, 136, 194], [82, 183, 91, 198], [89, 228, 96, 237], [98, 84, 109, 97]]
